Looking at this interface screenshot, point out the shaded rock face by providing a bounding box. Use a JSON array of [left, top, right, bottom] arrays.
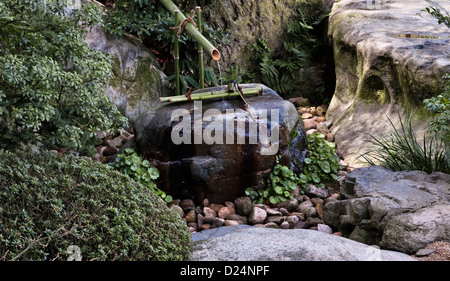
[[135, 84, 307, 203], [196, 0, 335, 100], [323, 166, 450, 254], [326, 0, 450, 166], [198, 0, 298, 71], [380, 205, 450, 254], [85, 25, 170, 125]]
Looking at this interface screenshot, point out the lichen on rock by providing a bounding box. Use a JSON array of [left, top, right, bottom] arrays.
[[85, 25, 170, 125]]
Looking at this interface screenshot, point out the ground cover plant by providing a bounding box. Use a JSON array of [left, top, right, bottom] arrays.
[[0, 150, 192, 261]]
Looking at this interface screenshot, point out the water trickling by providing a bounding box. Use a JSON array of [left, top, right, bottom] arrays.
[[217, 61, 223, 86]]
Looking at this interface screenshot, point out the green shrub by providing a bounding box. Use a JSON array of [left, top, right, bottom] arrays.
[[303, 133, 340, 187], [110, 148, 172, 203], [0, 150, 191, 261], [248, 38, 297, 96], [424, 74, 450, 168], [245, 132, 339, 204], [361, 115, 449, 174], [0, 0, 127, 154], [245, 156, 303, 204]]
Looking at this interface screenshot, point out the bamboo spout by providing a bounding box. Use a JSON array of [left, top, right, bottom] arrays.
[[158, 0, 221, 61]]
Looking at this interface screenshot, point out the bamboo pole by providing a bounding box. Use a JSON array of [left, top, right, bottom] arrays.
[[196, 6, 204, 89], [158, 0, 221, 61], [174, 10, 181, 96], [159, 87, 263, 103]]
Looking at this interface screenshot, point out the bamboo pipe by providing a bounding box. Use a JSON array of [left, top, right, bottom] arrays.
[[174, 10, 181, 96], [158, 0, 221, 61], [196, 6, 205, 89], [159, 87, 263, 103]]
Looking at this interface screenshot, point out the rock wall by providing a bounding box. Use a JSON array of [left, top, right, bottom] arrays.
[[326, 0, 450, 166], [86, 25, 170, 125], [198, 0, 297, 71], [197, 0, 332, 71], [323, 166, 450, 254]]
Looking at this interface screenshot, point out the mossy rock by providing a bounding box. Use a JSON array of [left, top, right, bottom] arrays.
[[86, 25, 169, 125], [326, 0, 450, 166], [197, 0, 300, 71], [0, 149, 192, 261]]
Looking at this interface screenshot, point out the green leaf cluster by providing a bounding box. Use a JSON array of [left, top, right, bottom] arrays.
[[110, 148, 172, 203], [245, 132, 340, 205], [245, 156, 303, 205], [424, 74, 450, 147], [0, 0, 128, 154], [425, 6, 450, 28], [0, 149, 191, 261], [303, 133, 340, 187], [424, 74, 450, 170], [361, 114, 449, 174]]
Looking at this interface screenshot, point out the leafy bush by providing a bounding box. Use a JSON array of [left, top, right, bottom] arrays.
[[361, 115, 449, 174], [245, 156, 302, 204], [245, 132, 339, 204], [0, 150, 191, 261], [302, 133, 340, 187], [248, 39, 297, 96], [424, 74, 450, 169], [0, 0, 127, 154], [110, 148, 172, 203]]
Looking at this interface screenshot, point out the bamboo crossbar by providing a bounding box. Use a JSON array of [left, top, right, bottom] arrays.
[[159, 87, 263, 103]]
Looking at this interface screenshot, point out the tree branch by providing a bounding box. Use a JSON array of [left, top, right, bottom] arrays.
[[11, 215, 78, 261]]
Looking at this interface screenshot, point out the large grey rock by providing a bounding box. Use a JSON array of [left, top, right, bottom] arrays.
[[135, 84, 307, 203], [341, 166, 449, 207], [192, 225, 253, 242], [326, 0, 450, 166], [190, 227, 416, 261], [323, 166, 450, 253], [381, 205, 450, 254], [86, 25, 169, 124]]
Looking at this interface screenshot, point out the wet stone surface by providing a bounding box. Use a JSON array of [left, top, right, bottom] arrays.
[[134, 84, 307, 203]]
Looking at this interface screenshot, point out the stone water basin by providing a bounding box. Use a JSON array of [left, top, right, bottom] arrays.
[[134, 84, 307, 203]]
